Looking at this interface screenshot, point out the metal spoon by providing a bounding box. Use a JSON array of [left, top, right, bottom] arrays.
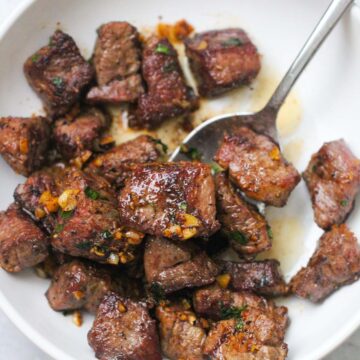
[[170, 0, 353, 163]]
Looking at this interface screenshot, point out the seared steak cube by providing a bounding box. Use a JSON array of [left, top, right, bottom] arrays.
[[129, 37, 198, 129], [215, 173, 272, 255], [0, 204, 48, 272], [87, 135, 163, 187], [290, 224, 360, 302], [87, 74, 144, 104], [214, 127, 300, 207], [220, 259, 288, 297], [303, 140, 360, 229], [118, 162, 220, 240], [54, 107, 108, 160], [144, 237, 219, 294], [88, 292, 161, 360], [0, 116, 50, 176], [185, 28, 261, 97], [24, 30, 94, 117], [51, 168, 141, 265], [156, 303, 207, 360], [46, 259, 114, 314]]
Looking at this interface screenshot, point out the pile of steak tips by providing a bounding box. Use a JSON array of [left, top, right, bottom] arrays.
[[0, 20, 360, 360]]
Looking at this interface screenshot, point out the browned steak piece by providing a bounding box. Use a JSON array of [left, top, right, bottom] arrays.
[[194, 285, 288, 359], [93, 22, 142, 86], [303, 140, 360, 229], [14, 166, 65, 233], [156, 303, 207, 360], [214, 127, 300, 207], [290, 224, 360, 302], [24, 30, 94, 117], [51, 167, 142, 265], [144, 237, 219, 294], [129, 37, 198, 129], [215, 173, 272, 255], [0, 203, 48, 272], [185, 28, 261, 97], [87, 75, 144, 104], [88, 292, 162, 360], [0, 116, 50, 176], [53, 107, 109, 160], [46, 259, 115, 314], [118, 162, 219, 240], [87, 135, 163, 188], [220, 259, 288, 297]]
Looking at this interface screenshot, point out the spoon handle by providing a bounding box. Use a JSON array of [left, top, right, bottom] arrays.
[[267, 0, 353, 111]]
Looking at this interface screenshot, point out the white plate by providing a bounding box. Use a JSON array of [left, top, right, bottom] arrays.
[[0, 0, 360, 359]]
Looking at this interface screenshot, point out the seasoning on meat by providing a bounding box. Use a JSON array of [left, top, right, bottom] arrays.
[[290, 224, 360, 302], [214, 127, 301, 207], [129, 37, 199, 129], [0, 204, 48, 272], [118, 162, 220, 239], [185, 28, 261, 97], [53, 107, 109, 160], [303, 140, 360, 229], [156, 302, 207, 360], [144, 237, 219, 294], [220, 259, 288, 297], [24, 30, 94, 117], [88, 292, 162, 360], [215, 173, 272, 255], [0, 116, 50, 176], [87, 135, 164, 188]]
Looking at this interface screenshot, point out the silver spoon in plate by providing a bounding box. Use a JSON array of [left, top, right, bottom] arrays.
[[170, 0, 354, 164]]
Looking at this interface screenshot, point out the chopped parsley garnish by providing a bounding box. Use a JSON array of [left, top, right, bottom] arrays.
[[312, 164, 317, 172], [222, 37, 244, 47], [155, 43, 170, 55], [220, 303, 247, 331], [52, 77, 64, 87], [31, 54, 41, 63], [210, 162, 224, 175], [266, 225, 273, 239], [85, 186, 100, 200], [75, 241, 92, 250], [163, 62, 177, 73], [59, 209, 74, 220], [54, 223, 64, 233], [340, 199, 349, 207], [179, 201, 187, 211], [180, 144, 202, 161], [150, 282, 165, 303], [153, 138, 168, 153], [229, 231, 248, 245], [100, 230, 113, 240]]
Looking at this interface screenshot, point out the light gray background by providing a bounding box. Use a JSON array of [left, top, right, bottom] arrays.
[[0, 0, 359, 359]]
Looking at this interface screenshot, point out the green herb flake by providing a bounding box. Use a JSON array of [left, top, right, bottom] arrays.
[[54, 223, 64, 234], [31, 53, 41, 63], [150, 282, 165, 303], [179, 201, 187, 211], [155, 43, 170, 55], [52, 77, 64, 87], [312, 164, 317, 172], [211, 162, 224, 175], [266, 225, 273, 240], [153, 138, 168, 153], [222, 37, 244, 47], [85, 186, 100, 200], [340, 199, 349, 207], [235, 318, 245, 331], [220, 303, 248, 330], [100, 230, 113, 240], [75, 241, 92, 250], [229, 231, 248, 245], [59, 209, 74, 220], [180, 144, 202, 161], [163, 62, 177, 73]]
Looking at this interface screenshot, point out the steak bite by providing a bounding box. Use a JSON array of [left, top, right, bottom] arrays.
[[53, 107, 109, 160], [215, 173, 272, 255], [87, 135, 163, 187], [156, 303, 207, 360], [129, 37, 198, 129], [144, 237, 219, 294], [46, 259, 115, 314], [0, 116, 50, 176], [51, 168, 143, 265], [24, 30, 94, 117], [214, 127, 301, 207], [118, 162, 220, 240], [303, 140, 360, 229], [290, 224, 360, 302], [0, 204, 49, 272], [220, 259, 288, 297], [185, 28, 261, 97], [88, 292, 162, 360]]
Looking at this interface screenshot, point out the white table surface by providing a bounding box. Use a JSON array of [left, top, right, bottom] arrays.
[[0, 0, 359, 359]]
